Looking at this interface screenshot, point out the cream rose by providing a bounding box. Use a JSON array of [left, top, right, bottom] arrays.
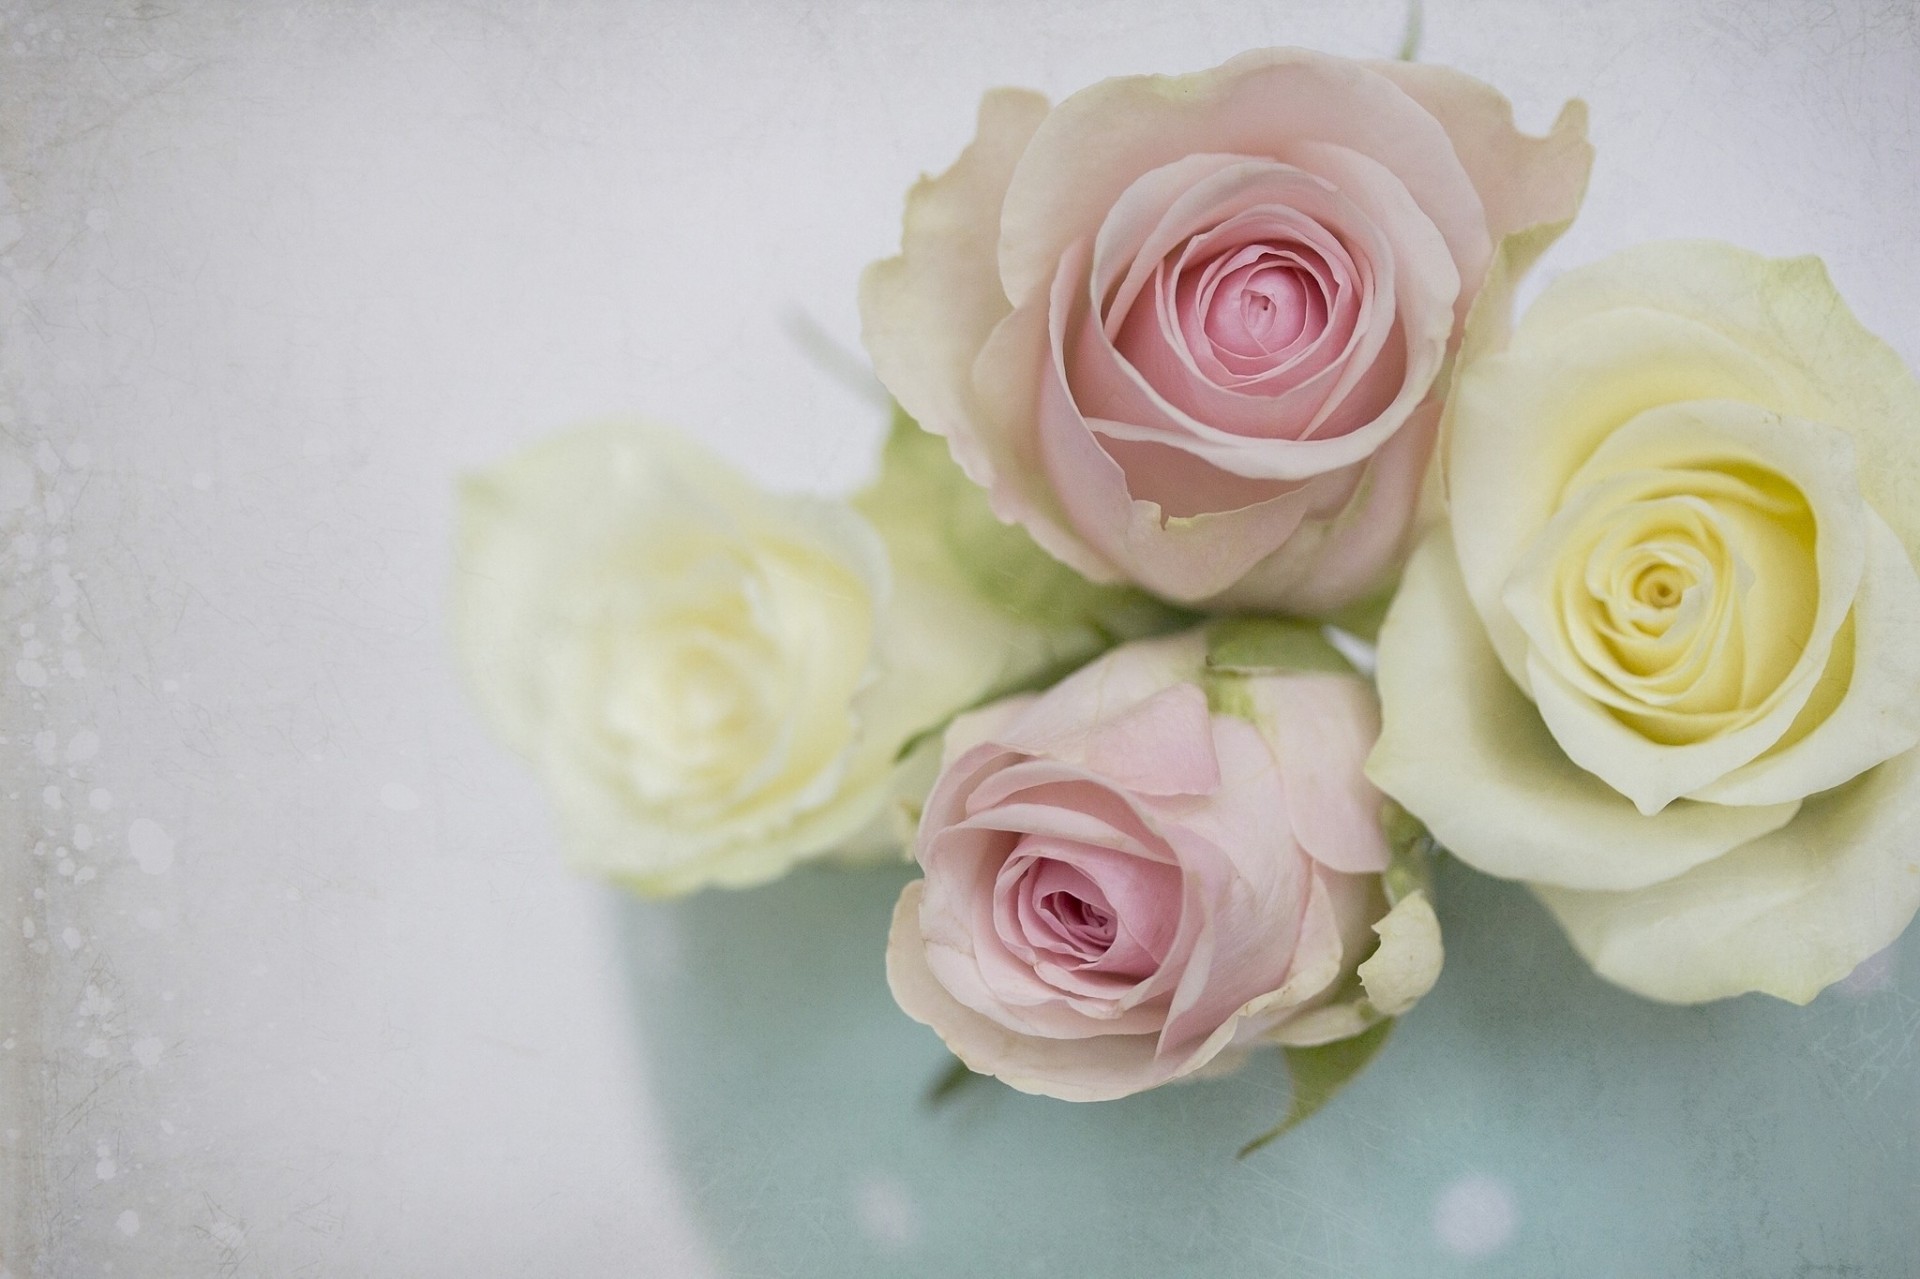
[[861, 48, 1591, 613], [1370, 241, 1920, 1004], [887, 628, 1442, 1103], [456, 420, 1177, 896]]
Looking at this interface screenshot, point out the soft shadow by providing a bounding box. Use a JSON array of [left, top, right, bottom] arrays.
[[617, 858, 1916, 1278]]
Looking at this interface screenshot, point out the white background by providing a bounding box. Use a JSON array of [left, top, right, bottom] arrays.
[[1, 0, 1915, 1274]]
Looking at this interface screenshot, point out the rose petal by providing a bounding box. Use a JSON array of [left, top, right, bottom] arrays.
[[1536, 745, 1920, 1004], [888, 881, 1180, 1101], [1368, 530, 1802, 892], [859, 88, 1048, 499], [1254, 673, 1392, 874]]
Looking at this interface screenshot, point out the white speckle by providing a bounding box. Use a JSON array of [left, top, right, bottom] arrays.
[[73, 866, 94, 885], [95, 1147, 116, 1181], [380, 782, 420, 812], [61, 649, 85, 679], [61, 927, 81, 951], [1838, 941, 1899, 997], [15, 659, 47, 688], [133, 1037, 163, 1068], [64, 729, 98, 762], [853, 1175, 919, 1250], [20, 918, 33, 939], [56, 857, 74, 877], [127, 819, 174, 875], [83, 1039, 108, 1059], [41, 786, 61, 809], [1433, 1174, 1517, 1258], [191, 472, 212, 492], [89, 788, 114, 811], [116, 1210, 139, 1236]]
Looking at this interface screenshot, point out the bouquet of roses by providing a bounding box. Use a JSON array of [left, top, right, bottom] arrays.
[[453, 47, 1920, 1149]]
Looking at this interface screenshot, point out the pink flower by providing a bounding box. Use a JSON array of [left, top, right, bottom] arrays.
[[886, 631, 1440, 1101], [861, 49, 1591, 612]]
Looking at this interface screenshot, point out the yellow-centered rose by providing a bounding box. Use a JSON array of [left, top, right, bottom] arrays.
[[1370, 241, 1920, 1004]]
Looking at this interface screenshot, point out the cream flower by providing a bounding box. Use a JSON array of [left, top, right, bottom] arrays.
[[456, 420, 1173, 896], [1370, 241, 1920, 1003]]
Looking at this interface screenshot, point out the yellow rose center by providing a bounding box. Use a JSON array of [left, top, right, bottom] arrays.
[[1545, 463, 1818, 746]]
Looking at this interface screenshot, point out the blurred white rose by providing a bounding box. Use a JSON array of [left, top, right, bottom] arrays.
[[457, 419, 1175, 895]]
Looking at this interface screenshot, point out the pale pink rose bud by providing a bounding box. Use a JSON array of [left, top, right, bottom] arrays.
[[861, 49, 1592, 613], [886, 629, 1441, 1102]]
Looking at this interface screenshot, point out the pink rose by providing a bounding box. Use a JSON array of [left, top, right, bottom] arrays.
[[885, 631, 1441, 1101], [861, 49, 1591, 612]]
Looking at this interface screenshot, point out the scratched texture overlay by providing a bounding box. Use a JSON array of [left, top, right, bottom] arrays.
[[0, 1, 1915, 1275]]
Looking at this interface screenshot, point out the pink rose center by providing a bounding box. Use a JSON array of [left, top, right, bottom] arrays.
[[992, 835, 1178, 985], [1035, 885, 1117, 959], [1202, 258, 1322, 359]]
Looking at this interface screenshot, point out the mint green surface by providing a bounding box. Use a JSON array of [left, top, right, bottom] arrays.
[[621, 858, 1915, 1277]]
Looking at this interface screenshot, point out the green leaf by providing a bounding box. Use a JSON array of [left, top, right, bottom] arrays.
[[1239, 1020, 1395, 1159]]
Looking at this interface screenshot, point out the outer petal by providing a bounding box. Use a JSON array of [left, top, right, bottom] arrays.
[[1356, 889, 1443, 1017], [1365, 62, 1592, 249], [859, 89, 1051, 519], [1536, 745, 1920, 1004], [1253, 673, 1392, 875], [1503, 242, 1920, 564], [1367, 530, 1800, 892], [888, 881, 1177, 1101]]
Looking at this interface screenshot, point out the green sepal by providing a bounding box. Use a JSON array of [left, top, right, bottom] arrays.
[[1205, 616, 1354, 676], [1380, 797, 1439, 907], [1239, 1019, 1395, 1159], [1202, 616, 1353, 723]]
